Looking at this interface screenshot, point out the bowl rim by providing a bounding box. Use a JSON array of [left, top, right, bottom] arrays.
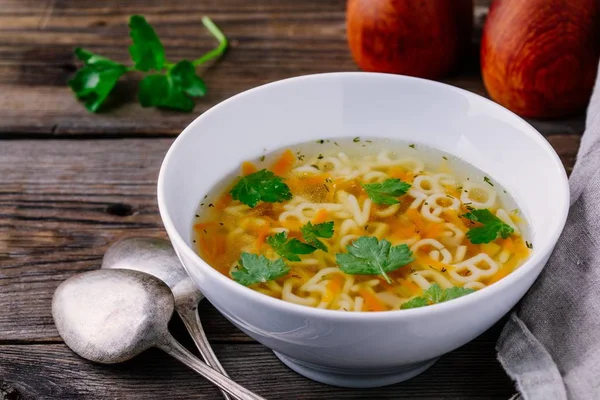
[[157, 72, 570, 320]]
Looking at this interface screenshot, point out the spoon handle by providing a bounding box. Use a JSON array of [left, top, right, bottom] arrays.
[[179, 308, 232, 400], [158, 334, 266, 400]]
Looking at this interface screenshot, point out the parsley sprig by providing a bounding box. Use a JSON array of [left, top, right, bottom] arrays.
[[301, 221, 334, 251], [335, 236, 414, 283], [267, 221, 335, 260], [230, 169, 292, 208], [231, 253, 289, 286], [362, 178, 411, 205], [69, 15, 227, 112], [401, 283, 474, 309], [463, 209, 514, 244], [266, 232, 317, 262]]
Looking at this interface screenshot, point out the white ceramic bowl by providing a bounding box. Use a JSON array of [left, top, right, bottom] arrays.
[[157, 72, 569, 388]]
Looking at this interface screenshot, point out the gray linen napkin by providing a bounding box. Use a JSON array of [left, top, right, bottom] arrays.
[[497, 61, 600, 400]]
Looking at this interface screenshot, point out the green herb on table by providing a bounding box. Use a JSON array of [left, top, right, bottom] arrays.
[[69, 15, 227, 112], [232, 253, 289, 286], [362, 178, 411, 205], [335, 236, 414, 284], [463, 208, 514, 244], [401, 283, 474, 309], [301, 221, 334, 251], [230, 169, 292, 208], [68, 49, 129, 113], [266, 232, 316, 262]]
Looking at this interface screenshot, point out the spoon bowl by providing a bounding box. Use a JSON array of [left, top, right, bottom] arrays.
[[102, 237, 204, 312], [53, 269, 172, 364], [52, 269, 264, 400], [101, 237, 230, 400]]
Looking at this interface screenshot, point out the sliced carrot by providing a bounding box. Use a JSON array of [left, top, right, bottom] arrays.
[[312, 209, 329, 224], [254, 225, 272, 251], [322, 275, 344, 304], [502, 237, 515, 253], [198, 234, 227, 265], [406, 208, 428, 233], [333, 178, 360, 194], [406, 279, 421, 294], [387, 218, 417, 242], [422, 222, 445, 239], [193, 221, 219, 231], [358, 287, 385, 312], [241, 161, 257, 176], [302, 174, 329, 186], [215, 192, 232, 210], [388, 167, 415, 183], [376, 276, 395, 290], [388, 167, 403, 179], [285, 177, 302, 194], [215, 235, 227, 257], [270, 149, 295, 176]]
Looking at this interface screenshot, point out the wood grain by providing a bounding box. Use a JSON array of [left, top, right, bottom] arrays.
[[0, 0, 585, 136], [0, 338, 515, 400]]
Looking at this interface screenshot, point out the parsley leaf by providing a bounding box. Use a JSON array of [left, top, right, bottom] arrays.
[[301, 221, 334, 251], [362, 179, 411, 205], [70, 15, 227, 113], [138, 60, 207, 111], [230, 169, 293, 208], [68, 48, 128, 112], [231, 253, 289, 286], [400, 296, 428, 309], [266, 232, 316, 261], [463, 208, 514, 244], [444, 286, 476, 300], [335, 236, 414, 283], [401, 284, 474, 309], [129, 15, 166, 71]]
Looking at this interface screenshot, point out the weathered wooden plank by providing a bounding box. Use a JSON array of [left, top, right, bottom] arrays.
[[0, 0, 585, 136], [0, 136, 581, 342], [0, 339, 515, 399]]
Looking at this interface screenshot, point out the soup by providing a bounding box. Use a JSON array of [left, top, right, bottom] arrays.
[[192, 139, 531, 312]]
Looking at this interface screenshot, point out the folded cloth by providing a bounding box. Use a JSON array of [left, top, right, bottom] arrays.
[[497, 61, 600, 400]]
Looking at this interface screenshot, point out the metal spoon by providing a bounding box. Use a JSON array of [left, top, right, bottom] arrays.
[[101, 237, 231, 400], [52, 269, 265, 400]]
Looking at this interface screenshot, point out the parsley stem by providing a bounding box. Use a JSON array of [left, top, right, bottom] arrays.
[[192, 16, 228, 67], [381, 271, 392, 284]]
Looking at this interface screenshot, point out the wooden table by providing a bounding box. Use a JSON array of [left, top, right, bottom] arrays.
[[0, 1, 583, 399]]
